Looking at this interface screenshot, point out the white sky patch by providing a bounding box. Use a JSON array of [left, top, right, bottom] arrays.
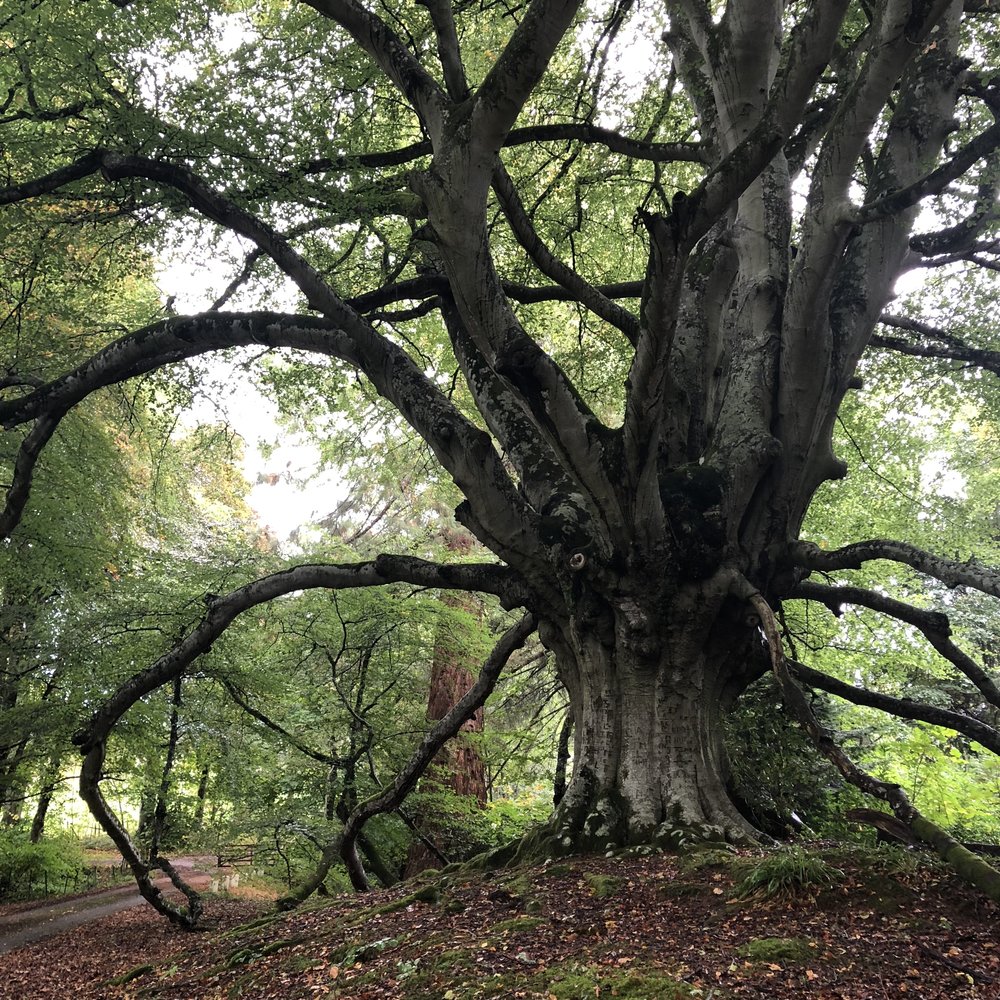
[[157, 247, 344, 542]]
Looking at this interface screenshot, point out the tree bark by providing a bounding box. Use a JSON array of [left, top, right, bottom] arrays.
[[28, 747, 61, 843], [405, 584, 488, 876], [536, 578, 766, 851]]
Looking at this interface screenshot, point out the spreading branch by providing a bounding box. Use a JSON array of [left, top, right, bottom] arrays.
[[791, 580, 1000, 709], [791, 539, 1000, 600], [790, 660, 1000, 756], [276, 611, 537, 903]]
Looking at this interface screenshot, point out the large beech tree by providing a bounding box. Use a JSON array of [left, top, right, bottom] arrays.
[[4, 0, 1000, 918]]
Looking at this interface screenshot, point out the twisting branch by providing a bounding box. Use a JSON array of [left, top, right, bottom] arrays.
[[789, 660, 1000, 756], [790, 539, 1000, 600], [71, 558, 526, 926], [0, 307, 542, 571], [74, 558, 524, 756], [491, 163, 640, 343], [791, 580, 1000, 709], [276, 611, 538, 903], [730, 575, 1000, 903]]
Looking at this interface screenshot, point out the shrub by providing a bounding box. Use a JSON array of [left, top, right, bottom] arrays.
[[0, 830, 87, 899]]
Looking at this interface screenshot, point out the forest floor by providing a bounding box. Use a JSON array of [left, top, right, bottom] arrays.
[[0, 843, 996, 999]]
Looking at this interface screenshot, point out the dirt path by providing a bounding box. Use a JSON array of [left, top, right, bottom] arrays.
[[0, 856, 216, 955]]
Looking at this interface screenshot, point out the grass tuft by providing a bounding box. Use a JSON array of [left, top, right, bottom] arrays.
[[735, 847, 843, 900]]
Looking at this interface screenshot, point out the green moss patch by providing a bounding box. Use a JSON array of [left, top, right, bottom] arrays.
[[736, 936, 814, 964], [106, 963, 154, 986], [533, 961, 704, 999], [584, 873, 624, 898]]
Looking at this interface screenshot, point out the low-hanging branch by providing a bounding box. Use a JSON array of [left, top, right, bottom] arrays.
[[790, 539, 1000, 600], [789, 659, 1000, 756], [276, 610, 537, 905], [0, 309, 548, 579], [71, 560, 528, 927], [732, 577, 1000, 904], [790, 580, 1000, 709], [74, 557, 524, 756]]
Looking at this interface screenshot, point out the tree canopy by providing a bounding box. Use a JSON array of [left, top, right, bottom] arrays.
[[3, 0, 1000, 922]]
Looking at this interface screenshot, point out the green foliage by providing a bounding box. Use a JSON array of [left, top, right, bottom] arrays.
[[410, 786, 553, 862], [0, 830, 86, 898], [735, 937, 814, 964], [725, 676, 844, 836], [583, 872, 623, 898]]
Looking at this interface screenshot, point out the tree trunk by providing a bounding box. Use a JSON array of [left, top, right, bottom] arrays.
[[147, 675, 182, 861], [192, 762, 209, 829], [405, 587, 488, 875], [538, 582, 766, 852], [29, 748, 61, 843]]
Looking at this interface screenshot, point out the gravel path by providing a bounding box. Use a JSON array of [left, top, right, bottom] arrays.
[[0, 857, 215, 955]]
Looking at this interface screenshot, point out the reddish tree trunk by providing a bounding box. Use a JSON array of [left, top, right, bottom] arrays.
[[406, 575, 488, 875]]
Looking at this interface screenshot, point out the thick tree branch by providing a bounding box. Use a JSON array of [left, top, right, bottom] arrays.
[[0, 151, 105, 204], [790, 580, 1000, 710], [790, 539, 1000, 600], [689, 0, 852, 242], [299, 0, 446, 136], [418, 0, 469, 101], [274, 126, 702, 181], [878, 312, 971, 346], [790, 660, 1000, 757], [855, 120, 1000, 226], [472, 0, 582, 155], [504, 124, 704, 163], [0, 410, 66, 539], [277, 611, 537, 901], [0, 307, 541, 569], [870, 333, 1000, 376], [347, 275, 644, 314], [73, 557, 524, 756]]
